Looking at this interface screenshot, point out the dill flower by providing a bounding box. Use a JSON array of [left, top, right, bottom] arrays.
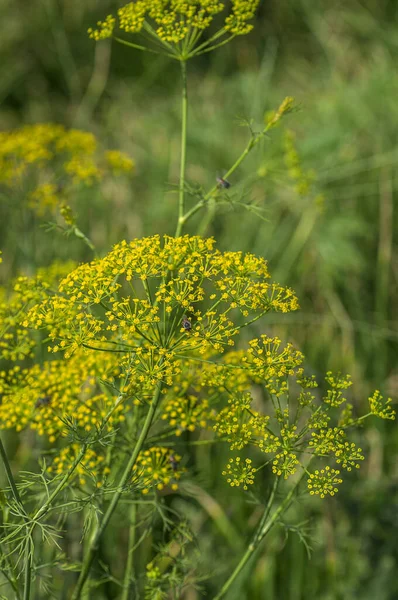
[[132, 446, 184, 494], [307, 466, 343, 498], [0, 123, 134, 216], [24, 235, 298, 361], [88, 1, 260, 59], [272, 451, 300, 479], [0, 350, 121, 442], [47, 444, 110, 487], [368, 390, 396, 420], [214, 392, 270, 450], [105, 150, 135, 174], [243, 335, 303, 396], [161, 394, 214, 435], [222, 456, 256, 490]]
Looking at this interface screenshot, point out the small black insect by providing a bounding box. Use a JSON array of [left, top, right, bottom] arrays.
[[35, 396, 51, 409], [169, 454, 179, 472], [216, 176, 231, 189], [181, 316, 192, 332]]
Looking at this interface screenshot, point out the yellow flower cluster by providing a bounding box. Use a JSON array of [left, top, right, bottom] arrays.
[[368, 390, 396, 420], [214, 392, 271, 450], [224, 0, 260, 35], [24, 235, 298, 361], [47, 444, 110, 486], [0, 123, 134, 216], [272, 451, 299, 479], [132, 446, 183, 494], [0, 263, 76, 362], [89, 0, 259, 48], [222, 456, 256, 490], [161, 394, 214, 435], [323, 371, 352, 407], [0, 349, 121, 442], [243, 335, 303, 396], [307, 467, 343, 498]]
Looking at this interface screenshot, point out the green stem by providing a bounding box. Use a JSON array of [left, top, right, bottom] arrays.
[[23, 537, 32, 600], [73, 226, 96, 254], [0, 437, 26, 514], [175, 60, 188, 237], [0, 437, 31, 599], [180, 121, 272, 233], [213, 467, 308, 600], [33, 444, 87, 522], [114, 36, 164, 56], [194, 35, 236, 57], [71, 383, 163, 600], [121, 503, 137, 600]]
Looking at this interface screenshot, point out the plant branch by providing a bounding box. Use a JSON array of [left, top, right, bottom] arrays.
[[175, 60, 188, 236], [71, 382, 163, 599], [121, 502, 137, 600], [213, 465, 309, 600]]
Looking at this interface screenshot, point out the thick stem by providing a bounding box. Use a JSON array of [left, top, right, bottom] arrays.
[[175, 60, 188, 237], [213, 468, 308, 600], [71, 383, 163, 600], [121, 503, 137, 600]]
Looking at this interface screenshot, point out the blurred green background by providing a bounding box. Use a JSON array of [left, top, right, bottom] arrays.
[[1, 1, 397, 598]]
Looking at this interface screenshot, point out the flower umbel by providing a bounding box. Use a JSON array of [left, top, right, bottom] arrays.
[[88, 1, 260, 59]]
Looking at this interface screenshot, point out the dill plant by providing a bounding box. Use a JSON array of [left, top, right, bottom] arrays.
[[0, 2, 396, 600]]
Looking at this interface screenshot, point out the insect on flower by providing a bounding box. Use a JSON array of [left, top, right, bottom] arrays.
[[35, 396, 51, 409], [181, 316, 192, 332], [216, 175, 231, 189], [169, 454, 179, 472]]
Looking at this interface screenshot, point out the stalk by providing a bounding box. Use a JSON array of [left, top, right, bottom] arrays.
[[0, 437, 26, 514], [23, 538, 32, 600], [33, 444, 87, 522], [121, 503, 137, 600], [175, 59, 188, 237], [213, 467, 308, 600], [71, 382, 163, 600], [0, 436, 31, 599]]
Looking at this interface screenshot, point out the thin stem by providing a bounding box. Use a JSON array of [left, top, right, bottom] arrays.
[[23, 537, 32, 600], [114, 36, 163, 56], [0, 437, 27, 515], [121, 503, 137, 600], [180, 121, 272, 232], [213, 466, 309, 600], [0, 437, 31, 599], [71, 382, 163, 600], [33, 445, 87, 522], [193, 35, 236, 57], [72, 226, 96, 254], [175, 60, 188, 237]]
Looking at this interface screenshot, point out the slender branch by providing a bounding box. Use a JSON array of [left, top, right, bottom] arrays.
[[33, 444, 87, 522], [23, 538, 32, 600], [71, 382, 163, 599], [121, 503, 137, 600], [213, 465, 310, 600], [0, 437, 27, 515], [0, 437, 31, 599], [114, 36, 163, 56], [175, 60, 188, 237], [193, 35, 236, 57], [72, 226, 96, 254], [180, 121, 271, 232]]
